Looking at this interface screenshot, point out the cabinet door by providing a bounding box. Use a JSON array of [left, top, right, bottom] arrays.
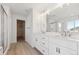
[[49, 44, 60, 55], [49, 36, 77, 55], [49, 43, 77, 55], [50, 36, 77, 51], [39, 35, 48, 48], [34, 35, 40, 47], [60, 46, 77, 55], [36, 42, 48, 55]]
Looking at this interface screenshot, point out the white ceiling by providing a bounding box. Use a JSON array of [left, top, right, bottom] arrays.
[[2, 3, 57, 16]]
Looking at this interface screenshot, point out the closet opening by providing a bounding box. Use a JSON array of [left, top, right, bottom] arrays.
[[17, 20, 25, 42]]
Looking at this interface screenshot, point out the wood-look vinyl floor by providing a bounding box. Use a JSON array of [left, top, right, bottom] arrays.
[[7, 41, 42, 55]]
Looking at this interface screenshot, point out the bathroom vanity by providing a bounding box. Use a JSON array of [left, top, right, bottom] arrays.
[[34, 32, 79, 55], [33, 4, 79, 55]]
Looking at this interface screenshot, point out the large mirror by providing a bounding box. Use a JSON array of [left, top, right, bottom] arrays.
[[46, 14, 62, 32], [46, 4, 79, 34], [66, 18, 79, 32]]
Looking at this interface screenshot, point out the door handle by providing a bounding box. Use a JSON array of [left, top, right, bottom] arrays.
[[56, 47, 60, 54]]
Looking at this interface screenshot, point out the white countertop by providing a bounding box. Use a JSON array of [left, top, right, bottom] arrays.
[[45, 32, 79, 42], [34, 32, 79, 42]]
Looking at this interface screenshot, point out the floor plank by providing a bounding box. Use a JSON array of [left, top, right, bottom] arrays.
[[7, 41, 42, 55]]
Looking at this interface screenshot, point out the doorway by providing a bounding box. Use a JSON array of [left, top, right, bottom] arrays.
[[17, 20, 25, 42]]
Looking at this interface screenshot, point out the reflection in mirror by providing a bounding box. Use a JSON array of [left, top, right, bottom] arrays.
[[47, 20, 62, 32], [74, 19, 79, 32], [57, 22, 62, 32], [67, 20, 75, 31], [46, 14, 62, 32], [47, 21, 57, 32], [66, 19, 79, 32]]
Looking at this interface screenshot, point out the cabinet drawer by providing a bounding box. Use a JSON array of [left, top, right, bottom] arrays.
[[39, 40, 48, 48], [50, 36, 77, 51], [49, 44, 77, 55], [36, 44, 48, 55], [40, 36, 48, 43], [34, 36, 40, 47], [40, 36, 48, 41], [60, 47, 77, 55], [39, 45, 48, 55]]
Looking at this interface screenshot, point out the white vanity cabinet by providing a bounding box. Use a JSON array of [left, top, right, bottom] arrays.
[[33, 4, 79, 55], [49, 35, 78, 55], [34, 34, 49, 55], [34, 33, 79, 55], [49, 44, 77, 55]]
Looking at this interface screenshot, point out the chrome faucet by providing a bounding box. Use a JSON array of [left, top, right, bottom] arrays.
[[67, 31, 71, 37], [64, 31, 66, 36], [62, 31, 66, 36], [62, 31, 71, 37]]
